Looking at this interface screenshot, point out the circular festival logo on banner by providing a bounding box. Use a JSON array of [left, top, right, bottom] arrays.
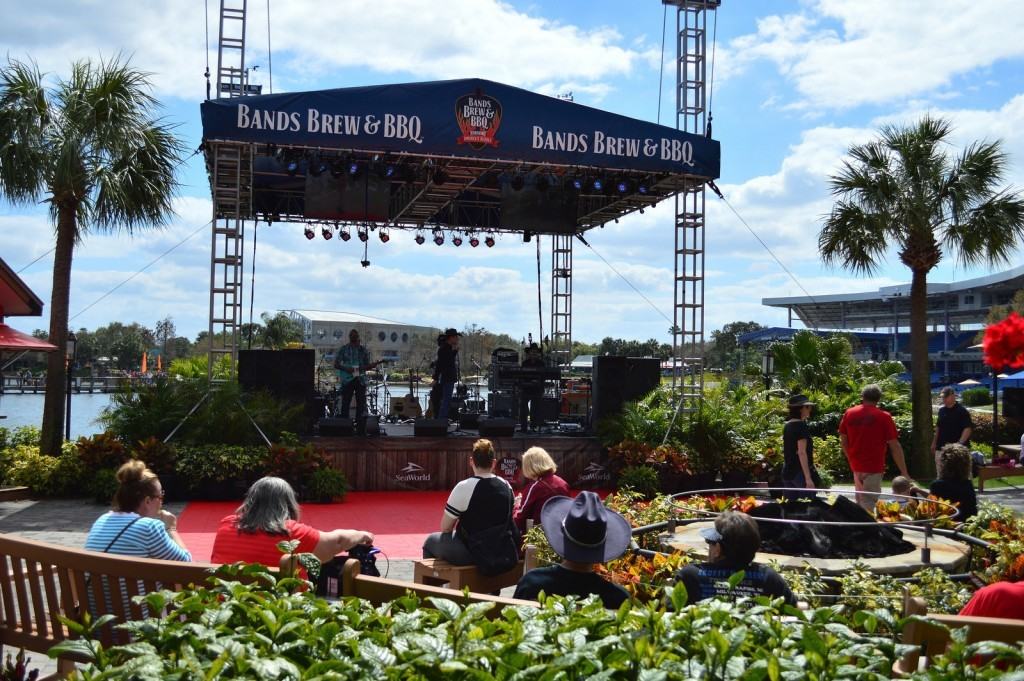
[[455, 89, 502, 149]]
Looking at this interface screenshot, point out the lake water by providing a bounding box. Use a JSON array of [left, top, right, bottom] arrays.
[[0, 393, 112, 438]]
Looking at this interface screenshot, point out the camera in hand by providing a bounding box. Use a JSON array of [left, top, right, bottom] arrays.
[[348, 544, 381, 577]]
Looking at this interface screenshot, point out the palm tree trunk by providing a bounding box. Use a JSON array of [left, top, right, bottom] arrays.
[[39, 207, 76, 456], [908, 268, 934, 479]]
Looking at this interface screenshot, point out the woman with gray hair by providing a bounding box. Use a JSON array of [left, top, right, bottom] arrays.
[[211, 476, 373, 566]]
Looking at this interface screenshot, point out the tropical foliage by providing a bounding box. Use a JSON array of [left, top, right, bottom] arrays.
[[0, 55, 184, 456], [820, 116, 1024, 477]]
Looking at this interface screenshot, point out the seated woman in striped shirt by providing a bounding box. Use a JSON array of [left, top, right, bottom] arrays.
[[85, 460, 192, 562]]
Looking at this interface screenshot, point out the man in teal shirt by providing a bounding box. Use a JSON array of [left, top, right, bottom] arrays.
[[334, 329, 377, 435]]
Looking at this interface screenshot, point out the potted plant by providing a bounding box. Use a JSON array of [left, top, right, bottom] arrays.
[[306, 467, 348, 503]]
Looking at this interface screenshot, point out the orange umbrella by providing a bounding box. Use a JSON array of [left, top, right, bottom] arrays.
[[157, 354, 162, 371], [141, 352, 148, 373]]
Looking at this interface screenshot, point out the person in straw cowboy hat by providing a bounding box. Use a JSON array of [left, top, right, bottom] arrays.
[[513, 490, 632, 609]]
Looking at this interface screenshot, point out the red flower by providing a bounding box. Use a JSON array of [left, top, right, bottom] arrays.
[[983, 313, 1024, 369]]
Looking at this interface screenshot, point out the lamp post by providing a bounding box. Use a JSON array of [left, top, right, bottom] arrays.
[[65, 331, 77, 441], [761, 348, 775, 400]]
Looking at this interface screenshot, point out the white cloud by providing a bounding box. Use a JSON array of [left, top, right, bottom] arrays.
[[0, 0, 651, 102], [720, 0, 1024, 110]]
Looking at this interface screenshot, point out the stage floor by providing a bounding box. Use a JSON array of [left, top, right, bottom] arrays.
[[308, 429, 608, 492]]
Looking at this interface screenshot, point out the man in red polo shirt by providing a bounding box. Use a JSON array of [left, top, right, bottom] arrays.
[[839, 384, 913, 511], [960, 580, 1024, 620]]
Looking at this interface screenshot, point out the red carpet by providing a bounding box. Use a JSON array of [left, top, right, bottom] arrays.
[[178, 491, 450, 561]]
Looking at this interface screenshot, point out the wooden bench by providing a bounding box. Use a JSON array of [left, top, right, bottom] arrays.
[[412, 558, 524, 593], [0, 532, 217, 677], [977, 464, 1024, 492], [896, 590, 1024, 673], [341, 560, 536, 614]]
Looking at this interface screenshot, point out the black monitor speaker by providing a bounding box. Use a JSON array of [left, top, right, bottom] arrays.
[[591, 356, 662, 426], [318, 417, 353, 436], [414, 418, 449, 437], [478, 417, 516, 438], [458, 412, 481, 430]]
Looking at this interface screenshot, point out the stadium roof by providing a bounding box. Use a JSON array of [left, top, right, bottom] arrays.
[[762, 265, 1024, 330], [286, 310, 431, 328]]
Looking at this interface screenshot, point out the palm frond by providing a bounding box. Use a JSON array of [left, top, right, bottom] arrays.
[[944, 191, 1024, 268], [819, 202, 889, 274], [0, 57, 49, 203]]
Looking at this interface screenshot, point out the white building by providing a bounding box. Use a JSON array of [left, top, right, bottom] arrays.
[[284, 309, 437, 367]]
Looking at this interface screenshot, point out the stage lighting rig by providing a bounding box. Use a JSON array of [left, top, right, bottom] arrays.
[[510, 174, 525, 191], [432, 168, 449, 185], [484, 234, 495, 248], [321, 225, 333, 240], [303, 227, 315, 240], [414, 232, 426, 245], [287, 158, 301, 176], [357, 226, 369, 242], [452, 234, 463, 247], [591, 178, 604, 192], [340, 226, 351, 241], [433, 231, 444, 246], [469, 234, 480, 248], [379, 229, 390, 243]]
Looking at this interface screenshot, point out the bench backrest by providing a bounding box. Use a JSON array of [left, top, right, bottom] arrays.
[[899, 592, 1024, 671], [340, 560, 537, 614], [0, 532, 216, 659]]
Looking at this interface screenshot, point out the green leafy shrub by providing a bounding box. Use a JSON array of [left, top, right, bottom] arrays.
[[961, 387, 992, 406], [130, 437, 176, 475], [75, 432, 131, 470], [84, 468, 119, 505], [813, 434, 850, 482], [99, 377, 192, 444], [263, 442, 330, 493], [970, 412, 1023, 447], [55, 563, 1024, 680], [305, 467, 348, 502], [616, 464, 659, 500], [0, 425, 40, 450], [4, 448, 61, 496], [175, 444, 266, 493]]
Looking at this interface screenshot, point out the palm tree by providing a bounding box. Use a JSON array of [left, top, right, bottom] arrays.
[[0, 56, 183, 454], [819, 116, 1024, 477]]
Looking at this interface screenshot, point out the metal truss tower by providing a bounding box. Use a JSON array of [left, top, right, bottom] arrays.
[[550, 234, 573, 369], [666, 0, 718, 410], [207, 0, 252, 383]]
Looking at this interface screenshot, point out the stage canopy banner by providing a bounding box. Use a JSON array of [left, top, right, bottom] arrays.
[[201, 78, 720, 178]]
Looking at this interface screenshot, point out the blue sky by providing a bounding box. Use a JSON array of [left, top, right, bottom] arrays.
[[3, 0, 1024, 344]]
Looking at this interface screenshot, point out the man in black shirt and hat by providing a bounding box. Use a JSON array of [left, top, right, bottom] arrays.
[[514, 491, 632, 609], [435, 328, 461, 420]]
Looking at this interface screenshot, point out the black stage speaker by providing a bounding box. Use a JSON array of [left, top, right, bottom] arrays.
[[479, 417, 516, 438], [536, 397, 561, 423], [591, 356, 662, 425], [238, 349, 315, 401], [414, 418, 449, 437], [1004, 388, 1024, 419], [318, 417, 353, 436], [488, 392, 516, 418], [458, 412, 480, 430]]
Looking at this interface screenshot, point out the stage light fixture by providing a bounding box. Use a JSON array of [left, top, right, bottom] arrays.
[[358, 227, 369, 242], [415, 232, 426, 245], [321, 226, 333, 240], [571, 177, 584, 191], [452, 234, 463, 247], [379, 230, 390, 243], [330, 159, 345, 178], [309, 157, 323, 177], [510, 174, 525, 191], [469, 235, 480, 247], [287, 158, 301, 176], [433, 231, 445, 246], [360, 259, 370, 268], [523, 231, 532, 243], [591, 178, 603, 192], [637, 180, 649, 195], [616, 178, 630, 194], [433, 169, 449, 185], [348, 160, 361, 176], [340, 226, 351, 241], [485, 234, 495, 248], [303, 227, 315, 240], [536, 174, 550, 192]]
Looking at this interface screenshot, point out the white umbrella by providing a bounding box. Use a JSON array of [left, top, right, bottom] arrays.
[[957, 378, 982, 386]]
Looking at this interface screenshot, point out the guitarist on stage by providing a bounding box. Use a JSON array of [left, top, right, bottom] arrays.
[[334, 329, 382, 435]]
